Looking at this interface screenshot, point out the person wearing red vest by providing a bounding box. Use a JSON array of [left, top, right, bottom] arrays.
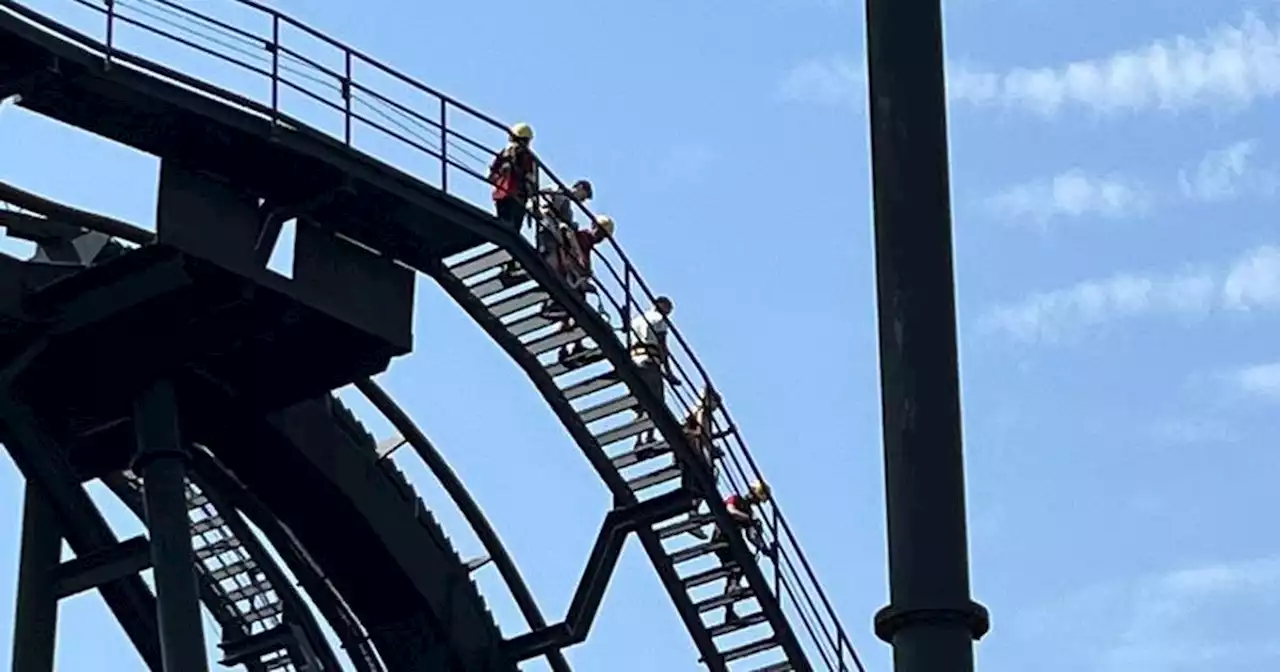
[[488, 122, 538, 230], [711, 481, 772, 625], [545, 215, 617, 365], [488, 122, 538, 282]]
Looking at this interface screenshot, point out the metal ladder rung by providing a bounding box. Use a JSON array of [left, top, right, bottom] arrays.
[[507, 312, 558, 338], [626, 464, 681, 492], [210, 559, 258, 581], [722, 636, 779, 663], [488, 288, 548, 319], [545, 348, 605, 377], [451, 248, 511, 280], [696, 589, 756, 614], [579, 394, 638, 424], [680, 563, 736, 590], [657, 512, 713, 540], [594, 418, 653, 447], [526, 326, 586, 356], [469, 274, 532, 302], [611, 441, 669, 469], [670, 540, 728, 564], [195, 536, 243, 560], [185, 492, 210, 508], [708, 611, 769, 638], [561, 370, 621, 401], [191, 517, 226, 534]]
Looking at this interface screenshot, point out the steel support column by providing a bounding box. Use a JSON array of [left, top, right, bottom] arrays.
[[132, 379, 209, 672], [864, 0, 990, 670], [12, 483, 61, 672]]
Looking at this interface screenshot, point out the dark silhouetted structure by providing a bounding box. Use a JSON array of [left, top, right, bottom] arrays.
[[865, 0, 991, 670]]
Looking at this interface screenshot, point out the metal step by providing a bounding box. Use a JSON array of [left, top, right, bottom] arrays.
[[723, 636, 778, 663], [451, 248, 511, 280], [695, 589, 756, 614], [657, 513, 714, 540], [669, 540, 728, 564], [750, 661, 792, 672], [487, 288, 548, 319], [611, 441, 669, 469], [469, 274, 533, 301], [194, 536, 243, 560], [579, 394, 639, 424], [209, 559, 257, 581], [526, 326, 587, 356], [561, 371, 621, 401], [680, 563, 737, 590], [507, 312, 558, 338], [626, 464, 681, 492], [594, 418, 653, 447], [708, 611, 769, 638], [546, 348, 605, 377]]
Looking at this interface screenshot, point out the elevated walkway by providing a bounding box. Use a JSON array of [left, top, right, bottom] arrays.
[[0, 1, 866, 669]]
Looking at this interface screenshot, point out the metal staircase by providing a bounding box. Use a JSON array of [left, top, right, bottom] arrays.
[[108, 471, 327, 671], [439, 246, 802, 670]]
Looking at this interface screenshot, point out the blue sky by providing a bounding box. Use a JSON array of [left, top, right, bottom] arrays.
[[2, 0, 1280, 670]]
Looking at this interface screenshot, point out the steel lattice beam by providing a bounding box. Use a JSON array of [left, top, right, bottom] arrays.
[[0, 390, 164, 670], [503, 489, 695, 661]]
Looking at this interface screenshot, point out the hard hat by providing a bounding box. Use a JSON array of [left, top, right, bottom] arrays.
[[595, 215, 615, 235], [509, 122, 534, 140], [749, 481, 771, 501]]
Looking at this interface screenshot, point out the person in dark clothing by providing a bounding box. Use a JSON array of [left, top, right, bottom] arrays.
[[712, 481, 772, 625], [677, 387, 724, 541]]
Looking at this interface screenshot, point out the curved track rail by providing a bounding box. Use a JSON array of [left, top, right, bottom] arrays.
[[0, 0, 867, 669]]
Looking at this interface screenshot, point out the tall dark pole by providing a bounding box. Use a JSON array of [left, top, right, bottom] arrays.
[[12, 483, 61, 672], [133, 379, 209, 672], [864, 0, 990, 670]]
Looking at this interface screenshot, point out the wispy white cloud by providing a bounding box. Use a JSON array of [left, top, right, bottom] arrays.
[[985, 170, 1150, 225], [1022, 558, 1280, 672], [982, 269, 1216, 343], [954, 13, 1280, 116], [1222, 244, 1280, 309], [1179, 139, 1280, 202], [784, 13, 1280, 117], [1231, 362, 1280, 400], [777, 57, 863, 109], [983, 244, 1280, 342]]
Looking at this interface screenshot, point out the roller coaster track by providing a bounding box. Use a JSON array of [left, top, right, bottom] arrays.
[[0, 0, 868, 669]]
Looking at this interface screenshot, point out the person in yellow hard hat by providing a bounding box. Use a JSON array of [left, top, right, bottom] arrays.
[[710, 480, 772, 625], [488, 122, 538, 281]]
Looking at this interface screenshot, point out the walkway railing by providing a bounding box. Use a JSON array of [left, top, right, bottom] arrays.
[[0, 0, 867, 668]]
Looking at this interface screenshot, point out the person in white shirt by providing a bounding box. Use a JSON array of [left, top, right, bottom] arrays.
[[629, 296, 680, 444]]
